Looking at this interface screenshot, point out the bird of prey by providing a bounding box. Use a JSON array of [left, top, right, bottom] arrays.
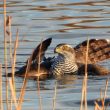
[[8, 38, 110, 80]]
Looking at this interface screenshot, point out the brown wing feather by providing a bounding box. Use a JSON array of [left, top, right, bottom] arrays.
[[31, 38, 52, 63], [78, 64, 110, 75], [74, 39, 110, 64]]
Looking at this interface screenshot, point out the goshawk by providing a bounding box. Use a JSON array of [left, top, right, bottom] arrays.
[[7, 38, 110, 80]]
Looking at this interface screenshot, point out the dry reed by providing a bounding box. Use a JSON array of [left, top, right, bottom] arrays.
[[36, 39, 43, 110], [11, 29, 19, 88], [17, 42, 42, 110], [17, 59, 31, 110], [94, 101, 102, 110], [10, 30, 19, 110], [80, 38, 89, 110], [5, 15, 19, 109], [100, 89, 103, 100], [52, 81, 57, 110], [8, 16, 12, 60], [103, 79, 108, 103], [0, 64, 3, 110], [3, 0, 9, 109], [17, 40, 43, 110], [94, 79, 109, 110], [9, 79, 17, 109]]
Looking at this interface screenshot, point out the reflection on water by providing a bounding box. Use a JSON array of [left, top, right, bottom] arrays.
[[0, 0, 110, 110]]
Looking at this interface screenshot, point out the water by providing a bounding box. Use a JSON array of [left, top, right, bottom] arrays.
[[0, 0, 110, 109]]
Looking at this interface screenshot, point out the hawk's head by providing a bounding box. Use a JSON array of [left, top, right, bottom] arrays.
[[54, 44, 75, 56]]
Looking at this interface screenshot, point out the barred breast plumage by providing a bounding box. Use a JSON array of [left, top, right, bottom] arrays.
[[50, 44, 78, 76]]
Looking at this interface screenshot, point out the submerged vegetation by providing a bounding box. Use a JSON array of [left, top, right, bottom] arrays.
[[1, 0, 110, 110]]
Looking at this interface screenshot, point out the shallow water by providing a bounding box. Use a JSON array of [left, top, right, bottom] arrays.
[[0, 0, 110, 109]]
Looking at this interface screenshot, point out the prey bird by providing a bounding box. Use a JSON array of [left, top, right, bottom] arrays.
[[7, 38, 110, 80]]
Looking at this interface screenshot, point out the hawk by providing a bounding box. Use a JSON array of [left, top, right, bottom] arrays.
[[7, 38, 110, 80]]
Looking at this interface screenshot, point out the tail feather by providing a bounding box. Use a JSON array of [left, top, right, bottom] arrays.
[[74, 39, 110, 64]]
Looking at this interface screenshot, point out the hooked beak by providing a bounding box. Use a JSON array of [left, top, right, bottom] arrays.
[[54, 47, 57, 53], [54, 47, 60, 53]]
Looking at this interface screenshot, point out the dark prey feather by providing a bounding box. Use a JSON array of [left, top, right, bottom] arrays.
[[31, 38, 52, 63]]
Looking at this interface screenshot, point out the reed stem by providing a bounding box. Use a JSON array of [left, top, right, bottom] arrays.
[[9, 79, 17, 109], [17, 51, 34, 110], [80, 38, 89, 110], [52, 81, 57, 110], [3, 0, 9, 109], [17, 59, 30, 110], [11, 29, 19, 88], [37, 39, 43, 110], [0, 64, 3, 110]]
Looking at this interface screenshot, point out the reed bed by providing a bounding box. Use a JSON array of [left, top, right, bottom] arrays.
[[2, 0, 110, 110]]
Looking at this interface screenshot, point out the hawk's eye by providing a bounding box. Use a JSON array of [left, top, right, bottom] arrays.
[[62, 46, 66, 50]]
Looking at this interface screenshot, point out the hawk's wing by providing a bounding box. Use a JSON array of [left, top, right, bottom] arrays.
[[78, 64, 110, 76], [30, 38, 52, 63], [74, 39, 110, 64]]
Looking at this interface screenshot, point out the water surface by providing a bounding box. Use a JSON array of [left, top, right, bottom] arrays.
[[0, 0, 110, 109]]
